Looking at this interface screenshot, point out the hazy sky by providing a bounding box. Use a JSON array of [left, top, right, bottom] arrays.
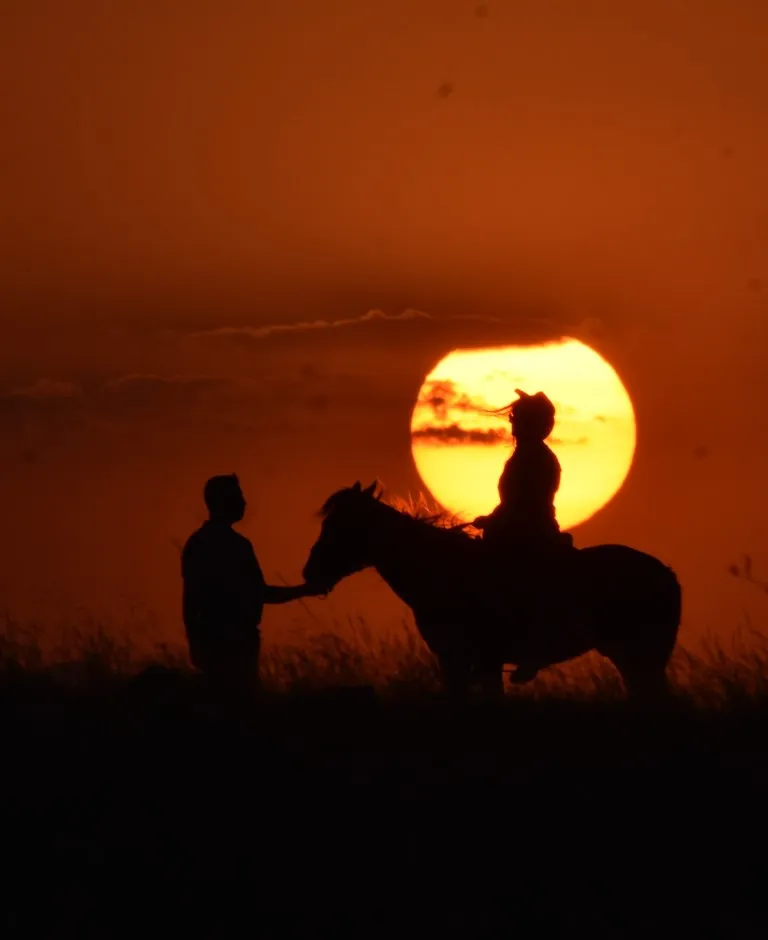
[[2, 1, 768, 650]]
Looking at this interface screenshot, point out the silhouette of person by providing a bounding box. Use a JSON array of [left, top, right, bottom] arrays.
[[181, 474, 327, 697], [473, 390, 564, 550], [472, 390, 573, 683]]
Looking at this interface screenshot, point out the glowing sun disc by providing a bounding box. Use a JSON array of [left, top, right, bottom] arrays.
[[410, 339, 636, 530]]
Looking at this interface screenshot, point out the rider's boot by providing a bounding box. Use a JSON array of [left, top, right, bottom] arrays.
[[509, 598, 548, 685]]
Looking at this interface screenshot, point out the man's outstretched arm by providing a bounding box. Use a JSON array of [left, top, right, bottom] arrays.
[[246, 543, 331, 605]]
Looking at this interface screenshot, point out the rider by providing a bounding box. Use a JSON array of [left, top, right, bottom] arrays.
[[472, 389, 572, 683]]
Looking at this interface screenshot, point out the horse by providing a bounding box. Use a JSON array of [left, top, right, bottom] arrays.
[[302, 481, 682, 701]]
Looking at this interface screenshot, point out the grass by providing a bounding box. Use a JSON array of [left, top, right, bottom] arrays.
[[4, 610, 768, 935], [4, 606, 768, 707]]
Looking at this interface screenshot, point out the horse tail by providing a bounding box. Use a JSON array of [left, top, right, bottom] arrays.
[[616, 562, 682, 699], [587, 547, 682, 699]]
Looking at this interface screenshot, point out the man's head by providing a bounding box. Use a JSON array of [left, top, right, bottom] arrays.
[[204, 473, 246, 524], [509, 389, 556, 442]]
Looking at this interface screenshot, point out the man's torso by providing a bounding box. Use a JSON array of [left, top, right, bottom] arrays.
[[182, 522, 265, 632]]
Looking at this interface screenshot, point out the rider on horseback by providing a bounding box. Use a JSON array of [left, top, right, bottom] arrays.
[[473, 390, 565, 553], [473, 389, 573, 684]]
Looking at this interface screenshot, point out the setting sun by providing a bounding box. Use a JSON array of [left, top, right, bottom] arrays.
[[410, 339, 636, 530]]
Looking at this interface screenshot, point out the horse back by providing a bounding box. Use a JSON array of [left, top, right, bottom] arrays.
[[577, 543, 681, 622]]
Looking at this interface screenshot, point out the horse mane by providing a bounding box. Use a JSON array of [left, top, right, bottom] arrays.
[[318, 485, 477, 543]]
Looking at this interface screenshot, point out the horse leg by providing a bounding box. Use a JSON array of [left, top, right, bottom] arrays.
[[601, 618, 676, 704], [610, 654, 671, 704]]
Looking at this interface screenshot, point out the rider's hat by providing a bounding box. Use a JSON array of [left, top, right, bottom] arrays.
[[509, 389, 556, 439]]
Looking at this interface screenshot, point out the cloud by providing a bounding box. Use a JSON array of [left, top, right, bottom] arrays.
[[415, 381, 606, 435], [171, 308, 602, 394], [5, 378, 82, 400], [0, 362, 414, 437], [99, 374, 239, 405], [411, 423, 509, 445], [187, 308, 435, 342], [416, 379, 498, 421], [549, 436, 589, 446], [179, 307, 570, 355], [411, 423, 590, 446]]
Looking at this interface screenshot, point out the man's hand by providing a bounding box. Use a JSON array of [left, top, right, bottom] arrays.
[[301, 580, 334, 598]]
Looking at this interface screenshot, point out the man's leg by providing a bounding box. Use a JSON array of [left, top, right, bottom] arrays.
[[226, 632, 262, 702], [200, 643, 260, 704]]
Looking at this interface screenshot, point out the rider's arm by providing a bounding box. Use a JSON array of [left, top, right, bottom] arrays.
[[474, 503, 503, 525]]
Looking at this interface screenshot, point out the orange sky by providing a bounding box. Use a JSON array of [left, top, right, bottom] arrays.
[[1, 2, 768, 650]]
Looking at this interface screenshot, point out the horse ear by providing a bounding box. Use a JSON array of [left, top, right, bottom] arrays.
[[352, 481, 361, 492], [362, 481, 377, 497]]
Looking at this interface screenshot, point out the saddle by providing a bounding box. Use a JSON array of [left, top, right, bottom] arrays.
[[473, 530, 580, 627], [478, 528, 576, 566]]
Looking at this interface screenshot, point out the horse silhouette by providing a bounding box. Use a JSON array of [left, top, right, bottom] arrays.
[[302, 481, 681, 700]]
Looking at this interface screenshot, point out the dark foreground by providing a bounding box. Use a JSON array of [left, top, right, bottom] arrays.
[[3, 667, 768, 938]]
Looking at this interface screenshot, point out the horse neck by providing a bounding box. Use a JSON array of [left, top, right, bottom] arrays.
[[365, 505, 450, 609]]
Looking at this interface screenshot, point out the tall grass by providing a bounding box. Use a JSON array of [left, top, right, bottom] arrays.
[[4, 604, 768, 709]]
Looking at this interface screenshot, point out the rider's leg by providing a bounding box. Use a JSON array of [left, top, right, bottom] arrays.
[[510, 563, 579, 684], [509, 559, 551, 684]]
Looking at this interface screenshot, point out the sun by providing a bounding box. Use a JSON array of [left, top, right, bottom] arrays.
[[410, 339, 636, 530]]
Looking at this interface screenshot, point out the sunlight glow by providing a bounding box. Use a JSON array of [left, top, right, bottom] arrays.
[[410, 339, 636, 530]]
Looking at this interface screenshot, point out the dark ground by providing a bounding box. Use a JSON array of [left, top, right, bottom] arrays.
[[3, 663, 768, 938]]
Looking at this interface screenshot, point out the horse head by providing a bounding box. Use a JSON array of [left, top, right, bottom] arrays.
[[302, 480, 383, 588]]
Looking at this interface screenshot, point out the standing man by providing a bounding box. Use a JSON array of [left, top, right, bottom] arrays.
[[181, 474, 327, 696]]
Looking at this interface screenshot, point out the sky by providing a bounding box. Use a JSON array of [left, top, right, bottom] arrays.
[[1, 1, 768, 652]]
